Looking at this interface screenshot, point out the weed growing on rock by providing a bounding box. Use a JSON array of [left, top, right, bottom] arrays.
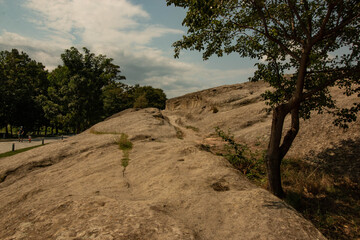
[[118, 133, 133, 151], [215, 127, 265, 182], [115, 133, 133, 169]]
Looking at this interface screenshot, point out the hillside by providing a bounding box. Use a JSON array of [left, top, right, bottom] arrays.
[[165, 81, 360, 181], [1, 80, 359, 239]]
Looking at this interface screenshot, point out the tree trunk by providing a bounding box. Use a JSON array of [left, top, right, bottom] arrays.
[[44, 126, 48, 137], [10, 125, 13, 138], [266, 105, 300, 198], [5, 125, 8, 138], [266, 105, 287, 198]]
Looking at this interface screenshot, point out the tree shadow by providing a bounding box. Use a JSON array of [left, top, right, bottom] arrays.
[[292, 137, 360, 239], [311, 137, 360, 183]]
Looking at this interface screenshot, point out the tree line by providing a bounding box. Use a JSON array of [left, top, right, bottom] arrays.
[[0, 47, 167, 137]]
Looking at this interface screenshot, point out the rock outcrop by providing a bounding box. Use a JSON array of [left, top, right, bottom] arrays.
[[0, 105, 327, 239]]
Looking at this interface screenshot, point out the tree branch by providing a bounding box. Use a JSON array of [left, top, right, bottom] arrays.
[[287, 0, 311, 39], [314, 11, 360, 44], [250, 1, 301, 61], [311, 2, 336, 44], [301, 67, 360, 101]]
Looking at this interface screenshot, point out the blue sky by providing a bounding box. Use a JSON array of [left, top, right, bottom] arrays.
[[0, 0, 256, 98]]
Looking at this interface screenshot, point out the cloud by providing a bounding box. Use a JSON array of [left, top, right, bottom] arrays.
[[23, 0, 182, 48], [0, 31, 68, 69], [0, 0, 253, 98]]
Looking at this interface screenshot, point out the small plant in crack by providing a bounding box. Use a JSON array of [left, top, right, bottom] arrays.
[[115, 133, 133, 169]]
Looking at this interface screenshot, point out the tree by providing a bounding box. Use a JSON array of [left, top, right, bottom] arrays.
[[102, 82, 133, 116], [48, 47, 126, 133], [167, 0, 360, 197], [37, 66, 70, 133], [129, 85, 167, 110], [0, 49, 48, 135]]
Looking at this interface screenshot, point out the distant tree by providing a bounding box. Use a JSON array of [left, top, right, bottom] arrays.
[[102, 82, 133, 117], [167, 0, 360, 197], [102, 83, 167, 116], [0, 49, 48, 135], [48, 47, 125, 133], [130, 85, 167, 109], [133, 93, 149, 109], [37, 66, 70, 133]]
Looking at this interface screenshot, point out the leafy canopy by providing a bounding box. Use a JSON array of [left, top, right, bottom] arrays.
[[167, 0, 360, 125]]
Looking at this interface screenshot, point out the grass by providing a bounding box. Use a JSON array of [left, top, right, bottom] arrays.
[[281, 160, 360, 239], [115, 133, 133, 169], [0, 144, 46, 159], [214, 127, 360, 239], [90, 129, 133, 170]]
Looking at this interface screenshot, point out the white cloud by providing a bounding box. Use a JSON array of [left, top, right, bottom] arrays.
[[0, 0, 253, 98], [23, 0, 182, 48], [0, 31, 68, 69]]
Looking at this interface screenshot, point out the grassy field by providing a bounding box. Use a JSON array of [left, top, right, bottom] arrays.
[[0, 144, 46, 159]]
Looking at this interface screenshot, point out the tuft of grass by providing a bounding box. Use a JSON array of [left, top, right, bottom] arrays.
[[0, 144, 46, 159], [121, 152, 130, 168], [118, 133, 133, 151], [115, 133, 133, 169]]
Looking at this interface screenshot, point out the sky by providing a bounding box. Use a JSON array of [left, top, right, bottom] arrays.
[[0, 0, 257, 98]]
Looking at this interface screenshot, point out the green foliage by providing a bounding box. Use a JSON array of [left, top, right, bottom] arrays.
[[103, 84, 167, 117], [129, 85, 167, 110], [0, 47, 167, 135], [215, 127, 265, 181], [121, 153, 130, 168], [47, 47, 126, 133], [0, 144, 46, 159], [115, 133, 133, 169], [117, 133, 133, 151], [168, 0, 360, 198], [212, 128, 360, 238], [133, 94, 149, 109], [0, 49, 49, 133], [167, 0, 360, 123], [102, 82, 132, 116]]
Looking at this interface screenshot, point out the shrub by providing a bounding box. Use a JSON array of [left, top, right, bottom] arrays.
[[215, 127, 265, 181]]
